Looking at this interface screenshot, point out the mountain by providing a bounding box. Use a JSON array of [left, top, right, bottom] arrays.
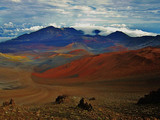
[[0, 53, 29, 62], [33, 48, 92, 73], [68, 49, 92, 55], [32, 47, 160, 84], [0, 26, 160, 53], [0, 26, 84, 53], [54, 42, 92, 53], [0, 52, 31, 68], [1, 26, 83, 45], [107, 31, 130, 41]]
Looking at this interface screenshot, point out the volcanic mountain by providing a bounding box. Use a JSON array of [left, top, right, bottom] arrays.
[[0, 26, 84, 53], [32, 47, 160, 84], [0, 52, 31, 69], [54, 42, 92, 53], [34, 48, 92, 73], [0, 26, 160, 53]]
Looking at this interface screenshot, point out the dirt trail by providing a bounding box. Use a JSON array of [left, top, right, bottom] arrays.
[[0, 67, 56, 104], [1, 67, 160, 105], [0, 67, 94, 104]]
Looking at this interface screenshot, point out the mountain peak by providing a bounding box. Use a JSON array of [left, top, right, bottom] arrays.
[[107, 31, 130, 41], [108, 31, 129, 37], [37, 26, 60, 32], [45, 26, 56, 29]]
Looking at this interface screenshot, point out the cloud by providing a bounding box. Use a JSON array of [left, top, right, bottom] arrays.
[[77, 18, 110, 22], [39, 0, 71, 7], [0, 37, 14, 42], [4, 22, 14, 28], [11, 0, 21, 2], [3, 29, 13, 33], [38, 0, 71, 9], [21, 23, 62, 32], [48, 23, 61, 28], [21, 26, 44, 31], [0, 22, 158, 41], [0, 0, 160, 27], [53, 9, 71, 14], [110, 24, 127, 27], [71, 6, 92, 11], [72, 23, 157, 37], [69, 5, 108, 15], [0, 0, 160, 39], [16, 23, 63, 33]]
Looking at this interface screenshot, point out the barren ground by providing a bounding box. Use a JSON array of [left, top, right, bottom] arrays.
[[0, 67, 160, 120]]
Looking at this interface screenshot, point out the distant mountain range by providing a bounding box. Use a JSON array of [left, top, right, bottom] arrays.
[[0, 26, 160, 53]]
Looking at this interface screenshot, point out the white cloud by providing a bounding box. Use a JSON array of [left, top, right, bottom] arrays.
[[22, 26, 44, 31], [110, 24, 127, 27], [70, 5, 107, 15], [38, 0, 71, 8], [4, 22, 14, 28], [71, 6, 91, 11], [48, 23, 61, 28], [11, 0, 21, 2], [46, 2, 69, 7], [77, 18, 112, 22], [72, 23, 157, 37], [104, 11, 128, 18], [69, 5, 127, 18], [17, 23, 62, 33], [3, 29, 13, 33], [54, 9, 71, 14], [0, 37, 14, 42]]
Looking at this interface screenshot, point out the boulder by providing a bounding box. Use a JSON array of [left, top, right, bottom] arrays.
[[2, 99, 15, 107], [78, 98, 93, 111], [137, 88, 160, 104], [89, 97, 96, 101], [55, 95, 68, 104]]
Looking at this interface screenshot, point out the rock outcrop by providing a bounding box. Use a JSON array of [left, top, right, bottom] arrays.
[[137, 88, 160, 104], [55, 95, 68, 104], [78, 98, 93, 111]]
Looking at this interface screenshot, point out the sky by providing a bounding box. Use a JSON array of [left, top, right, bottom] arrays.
[[0, 0, 160, 42]]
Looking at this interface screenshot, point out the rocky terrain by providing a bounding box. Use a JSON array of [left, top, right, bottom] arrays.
[[0, 27, 160, 119]]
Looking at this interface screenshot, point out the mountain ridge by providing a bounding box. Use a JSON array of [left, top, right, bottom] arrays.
[[32, 46, 160, 84], [0, 26, 160, 53]]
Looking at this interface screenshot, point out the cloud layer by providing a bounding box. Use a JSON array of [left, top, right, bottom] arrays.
[[0, 0, 160, 41], [72, 23, 157, 37], [0, 22, 158, 43], [0, 0, 160, 25]]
